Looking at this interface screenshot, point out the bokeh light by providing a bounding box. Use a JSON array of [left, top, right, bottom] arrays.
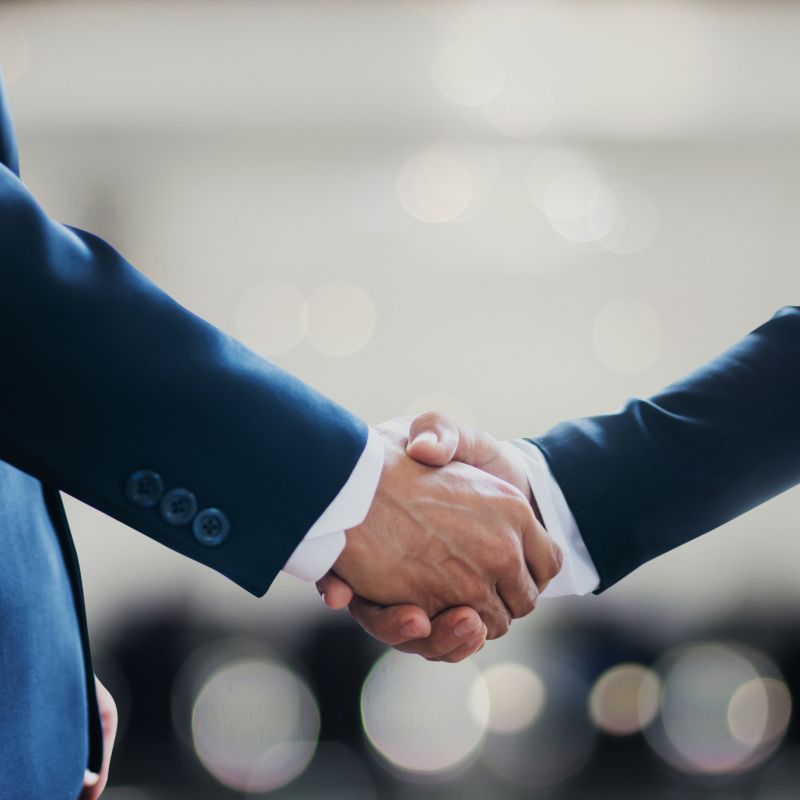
[[396, 151, 474, 223], [588, 663, 661, 736], [404, 392, 476, 428], [598, 183, 659, 255], [728, 678, 792, 747], [431, 39, 506, 107], [191, 658, 320, 793], [543, 168, 617, 244], [360, 650, 489, 778], [593, 297, 664, 373], [481, 657, 596, 787], [484, 72, 555, 138], [478, 662, 547, 734], [644, 643, 791, 775], [305, 281, 376, 357], [234, 280, 308, 357], [526, 147, 596, 211]]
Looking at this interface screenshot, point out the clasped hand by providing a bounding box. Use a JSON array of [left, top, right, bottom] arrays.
[[319, 413, 562, 660]]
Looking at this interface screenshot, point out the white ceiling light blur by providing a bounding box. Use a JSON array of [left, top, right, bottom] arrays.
[[397, 151, 474, 224], [528, 156, 658, 251], [478, 662, 547, 734], [360, 650, 489, 778], [643, 643, 792, 775], [483, 72, 555, 138], [542, 169, 617, 244], [480, 656, 596, 786], [588, 663, 661, 736], [191, 657, 320, 793], [431, 39, 506, 107], [234, 280, 309, 357], [727, 678, 792, 748]]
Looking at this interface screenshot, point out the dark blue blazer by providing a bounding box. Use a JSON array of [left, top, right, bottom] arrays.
[[534, 305, 800, 591], [0, 75, 366, 797]]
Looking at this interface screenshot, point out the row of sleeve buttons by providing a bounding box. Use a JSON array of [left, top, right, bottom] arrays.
[[124, 469, 230, 547]]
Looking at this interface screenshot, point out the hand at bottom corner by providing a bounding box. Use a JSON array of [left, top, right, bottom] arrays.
[[80, 676, 118, 800]]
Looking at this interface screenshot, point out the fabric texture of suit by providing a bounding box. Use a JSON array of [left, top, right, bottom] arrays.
[[0, 73, 367, 797], [533, 306, 800, 591]]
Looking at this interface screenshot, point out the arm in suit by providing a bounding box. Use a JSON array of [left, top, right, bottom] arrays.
[[337, 307, 800, 658], [0, 161, 369, 596], [532, 306, 800, 590]]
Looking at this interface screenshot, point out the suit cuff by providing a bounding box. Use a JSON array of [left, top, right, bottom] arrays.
[[283, 426, 384, 582], [510, 439, 600, 597]]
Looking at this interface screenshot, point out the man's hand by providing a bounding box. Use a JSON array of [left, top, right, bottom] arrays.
[[80, 676, 118, 800], [330, 421, 556, 639], [319, 412, 560, 658]]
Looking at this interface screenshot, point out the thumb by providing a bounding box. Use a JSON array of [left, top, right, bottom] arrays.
[[405, 411, 460, 466], [407, 411, 502, 471], [316, 572, 354, 609]]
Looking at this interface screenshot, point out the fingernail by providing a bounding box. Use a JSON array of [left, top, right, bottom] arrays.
[[454, 618, 480, 638], [319, 592, 327, 605], [83, 771, 99, 787], [411, 431, 438, 448], [402, 621, 422, 638]]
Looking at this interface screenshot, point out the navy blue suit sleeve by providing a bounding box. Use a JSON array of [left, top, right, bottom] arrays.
[[532, 307, 800, 591], [0, 164, 369, 596]]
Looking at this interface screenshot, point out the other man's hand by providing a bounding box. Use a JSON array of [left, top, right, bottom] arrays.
[[80, 676, 118, 800]]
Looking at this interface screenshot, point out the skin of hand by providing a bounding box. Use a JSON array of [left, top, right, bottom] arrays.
[[80, 676, 118, 800], [331, 420, 556, 640], [318, 412, 561, 661]]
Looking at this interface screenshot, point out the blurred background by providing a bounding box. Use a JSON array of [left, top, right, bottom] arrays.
[[3, 1, 800, 797]]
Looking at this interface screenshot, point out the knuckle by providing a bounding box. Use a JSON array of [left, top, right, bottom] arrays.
[[443, 652, 465, 664], [493, 529, 522, 568], [515, 588, 538, 618], [486, 614, 510, 640], [498, 481, 529, 509]]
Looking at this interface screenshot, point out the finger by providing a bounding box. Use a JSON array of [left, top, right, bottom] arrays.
[[81, 678, 118, 800], [316, 572, 354, 609], [406, 413, 510, 485], [430, 622, 488, 663], [520, 513, 563, 594], [494, 539, 539, 630], [405, 411, 460, 467], [394, 608, 485, 659], [397, 606, 486, 659], [348, 597, 432, 645]]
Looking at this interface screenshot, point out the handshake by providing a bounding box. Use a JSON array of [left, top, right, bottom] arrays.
[[316, 412, 563, 663]]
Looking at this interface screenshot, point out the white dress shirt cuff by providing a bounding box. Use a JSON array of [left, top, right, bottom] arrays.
[[509, 439, 600, 597], [282, 426, 385, 582]]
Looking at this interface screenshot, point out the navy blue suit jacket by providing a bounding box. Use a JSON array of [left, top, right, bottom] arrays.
[[0, 76, 367, 797], [533, 306, 800, 591]]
